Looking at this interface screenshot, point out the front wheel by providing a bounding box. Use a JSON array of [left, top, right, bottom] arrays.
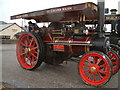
[[16, 32, 44, 70], [78, 51, 112, 87]]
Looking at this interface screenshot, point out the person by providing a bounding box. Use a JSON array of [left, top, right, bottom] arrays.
[[28, 21, 40, 32]]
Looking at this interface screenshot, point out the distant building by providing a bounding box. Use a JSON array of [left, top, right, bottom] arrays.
[[0, 22, 25, 39], [0, 21, 7, 25], [118, 1, 120, 14]]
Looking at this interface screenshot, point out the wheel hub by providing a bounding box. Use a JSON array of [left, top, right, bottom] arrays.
[[24, 48, 31, 53], [90, 66, 96, 72]]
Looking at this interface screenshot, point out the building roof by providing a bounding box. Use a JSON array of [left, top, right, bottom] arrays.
[[0, 23, 26, 32], [0, 23, 13, 31], [0, 21, 7, 25]]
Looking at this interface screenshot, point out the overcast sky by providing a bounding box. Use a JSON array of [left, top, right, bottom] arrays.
[[0, 0, 119, 26]]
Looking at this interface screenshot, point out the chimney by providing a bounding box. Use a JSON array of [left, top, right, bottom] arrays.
[[118, 1, 120, 14], [97, 0, 105, 37]]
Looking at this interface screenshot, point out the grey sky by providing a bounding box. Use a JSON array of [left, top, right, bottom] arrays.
[[0, 0, 119, 26]]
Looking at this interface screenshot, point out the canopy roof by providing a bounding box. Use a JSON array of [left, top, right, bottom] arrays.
[[11, 2, 98, 23], [105, 14, 120, 23], [84, 14, 120, 24]]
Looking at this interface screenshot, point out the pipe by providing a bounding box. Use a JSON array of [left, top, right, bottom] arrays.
[[97, 0, 105, 37], [118, 1, 120, 14], [46, 40, 94, 46]]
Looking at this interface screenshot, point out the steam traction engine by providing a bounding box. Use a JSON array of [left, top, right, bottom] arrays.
[[105, 12, 120, 74], [11, 0, 120, 87], [105, 11, 120, 57]]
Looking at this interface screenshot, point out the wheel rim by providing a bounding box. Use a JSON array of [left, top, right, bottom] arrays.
[[79, 52, 111, 86], [107, 51, 119, 74], [17, 34, 39, 69]]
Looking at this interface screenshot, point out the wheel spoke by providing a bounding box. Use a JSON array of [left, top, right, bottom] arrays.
[[99, 64, 106, 68], [20, 41, 27, 47], [96, 59, 102, 65], [31, 41, 37, 47], [20, 52, 26, 56], [88, 73, 93, 79], [109, 56, 115, 61], [31, 47, 38, 50], [84, 70, 90, 73], [23, 40, 28, 46], [99, 70, 107, 75], [31, 56, 36, 65], [34, 51, 38, 54], [22, 47, 26, 50], [31, 52, 37, 59], [31, 50, 38, 55], [26, 36, 31, 44], [29, 38, 34, 46], [28, 56, 32, 61], [112, 62, 117, 64], [87, 59, 93, 65], [83, 63, 90, 67], [93, 57, 97, 64], [31, 56, 35, 62], [98, 72, 104, 79], [93, 74, 97, 81]]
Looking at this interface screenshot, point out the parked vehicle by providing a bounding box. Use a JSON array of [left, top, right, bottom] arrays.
[[105, 12, 120, 56], [105, 12, 120, 75], [11, 0, 120, 87]]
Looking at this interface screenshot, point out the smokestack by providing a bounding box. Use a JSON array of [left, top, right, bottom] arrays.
[[97, 0, 105, 37], [118, 1, 120, 14]]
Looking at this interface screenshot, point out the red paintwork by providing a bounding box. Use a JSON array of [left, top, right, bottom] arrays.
[[107, 51, 120, 74], [43, 34, 91, 55], [78, 52, 111, 85], [16, 34, 39, 69], [53, 45, 64, 52], [42, 33, 53, 42]]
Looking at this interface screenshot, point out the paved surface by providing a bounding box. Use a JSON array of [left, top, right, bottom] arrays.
[[1, 44, 119, 88]]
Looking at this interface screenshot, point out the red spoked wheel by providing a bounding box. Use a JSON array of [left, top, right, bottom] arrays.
[[16, 32, 44, 70], [107, 50, 120, 75], [78, 51, 112, 86]]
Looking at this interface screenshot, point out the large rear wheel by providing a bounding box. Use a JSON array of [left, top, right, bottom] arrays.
[[78, 51, 112, 87], [16, 32, 44, 70]]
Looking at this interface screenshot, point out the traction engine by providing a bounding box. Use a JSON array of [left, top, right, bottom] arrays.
[[11, 0, 120, 87]]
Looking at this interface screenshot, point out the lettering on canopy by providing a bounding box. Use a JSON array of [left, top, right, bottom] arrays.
[[106, 15, 120, 21], [15, 14, 29, 19], [46, 7, 72, 14]]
